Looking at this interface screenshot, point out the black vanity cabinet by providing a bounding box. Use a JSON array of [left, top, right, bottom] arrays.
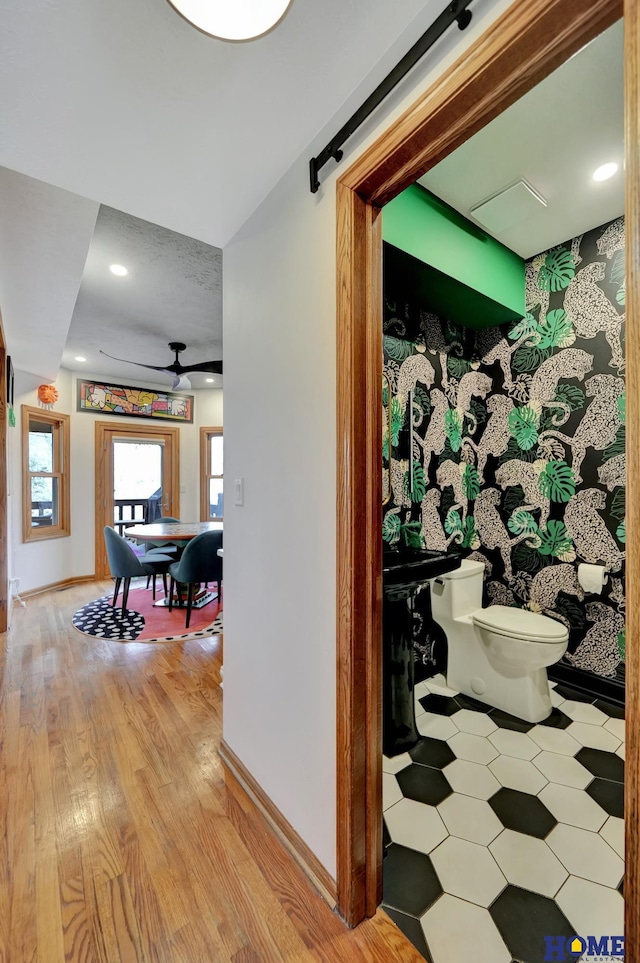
[[382, 546, 461, 756]]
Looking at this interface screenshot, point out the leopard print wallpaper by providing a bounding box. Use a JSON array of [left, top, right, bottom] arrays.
[[382, 216, 626, 689]]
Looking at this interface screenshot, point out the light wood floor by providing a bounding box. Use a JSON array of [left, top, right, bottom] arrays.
[[0, 581, 423, 962]]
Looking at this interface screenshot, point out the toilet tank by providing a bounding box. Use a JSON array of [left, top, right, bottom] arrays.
[[429, 558, 485, 621]]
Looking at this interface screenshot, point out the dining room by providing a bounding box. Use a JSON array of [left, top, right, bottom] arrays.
[[7, 196, 224, 604], [12, 364, 223, 600], [69, 517, 223, 645]]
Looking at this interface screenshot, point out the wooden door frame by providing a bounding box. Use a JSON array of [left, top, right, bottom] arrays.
[[335, 0, 637, 946], [0, 312, 7, 633], [94, 421, 180, 578]]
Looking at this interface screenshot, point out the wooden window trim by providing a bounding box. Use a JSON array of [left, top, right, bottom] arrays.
[[22, 404, 71, 542], [200, 426, 223, 522]]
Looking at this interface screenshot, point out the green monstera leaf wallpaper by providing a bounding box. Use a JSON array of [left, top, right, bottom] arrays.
[[382, 216, 625, 688]]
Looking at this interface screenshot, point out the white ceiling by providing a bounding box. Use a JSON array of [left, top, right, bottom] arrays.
[[62, 206, 223, 389], [0, 4, 625, 385], [0, 0, 452, 382], [419, 20, 624, 259], [0, 0, 444, 248], [0, 167, 99, 382]]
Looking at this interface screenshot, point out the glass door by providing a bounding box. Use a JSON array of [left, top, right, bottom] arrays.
[[112, 438, 164, 533], [95, 422, 180, 578]]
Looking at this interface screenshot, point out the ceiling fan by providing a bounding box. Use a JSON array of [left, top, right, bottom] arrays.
[[99, 341, 223, 389]]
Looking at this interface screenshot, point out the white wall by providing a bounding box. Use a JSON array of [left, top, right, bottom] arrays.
[[197, 388, 224, 428], [11, 366, 223, 593], [222, 0, 513, 878]]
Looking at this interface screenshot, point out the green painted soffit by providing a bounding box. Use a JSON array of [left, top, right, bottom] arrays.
[[383, 184, 525, 330], [383, 243, 522, 330]]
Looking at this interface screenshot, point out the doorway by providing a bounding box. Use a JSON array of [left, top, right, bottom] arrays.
[[334, 0, 637, 952], [0, 314, 7, 633], [94, 421, 180, 578], [379, 22, 625, 959]]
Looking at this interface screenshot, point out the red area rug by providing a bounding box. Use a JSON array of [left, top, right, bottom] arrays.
[[72, 585, 223, 643]]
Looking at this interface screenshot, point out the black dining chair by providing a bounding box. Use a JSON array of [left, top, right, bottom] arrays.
[[167, 529, 223, 628], [142, 517, 184, 595], [103, 526, 173, 615]]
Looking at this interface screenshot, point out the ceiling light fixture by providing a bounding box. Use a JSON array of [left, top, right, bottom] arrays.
[[166, 0, 293, 41], [109, 264, 128, 276], [75, 356, 87, 362], [205, 378, 214, 383], [592, 162, 618, 182]]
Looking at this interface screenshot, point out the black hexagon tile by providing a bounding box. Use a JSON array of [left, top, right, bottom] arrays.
[[488, 708, 534, 733], [454, 692, 494, 713], [537, 707, 572, 730], [396, 763, 453, 806], [489, 788, 557, 839], [382, 843, 443, 917], [586, 777, 624, 818], [383, 906, 432, 960], [382, 903, 433, 960], [418, 693, 460, 716], [553, 684, 596, 704], [490, 886, 574, 963], [576, 747, 624, 783], [594, 699, 625, 720], [410, 736, 456, 770]]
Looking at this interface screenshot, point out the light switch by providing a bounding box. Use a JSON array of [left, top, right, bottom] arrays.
[[234, 477, 244, 506]]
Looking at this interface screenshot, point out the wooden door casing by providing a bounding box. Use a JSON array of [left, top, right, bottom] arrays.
[[94, 421, 180, 579], [334, 0, 636, 943], [0, 311, 7, 633]]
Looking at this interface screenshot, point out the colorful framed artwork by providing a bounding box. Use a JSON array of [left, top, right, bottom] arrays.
[[77, 379, 194, 423]]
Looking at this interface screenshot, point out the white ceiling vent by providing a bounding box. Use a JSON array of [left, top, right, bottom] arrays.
[[470, 180, 547, 235]]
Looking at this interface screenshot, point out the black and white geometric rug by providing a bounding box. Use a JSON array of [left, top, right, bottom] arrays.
[[73, 595, 144, 640]]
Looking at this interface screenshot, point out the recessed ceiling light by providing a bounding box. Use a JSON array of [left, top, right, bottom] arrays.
[[205, 377, 214, 383], [109, 264, 128, 276], [75, 356, 87, 362], [592, 162, 618, 182], [166, 0, 293, 41]]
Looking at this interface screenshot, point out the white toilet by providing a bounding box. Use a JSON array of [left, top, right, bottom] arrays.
[[429, 559, 569, 723]]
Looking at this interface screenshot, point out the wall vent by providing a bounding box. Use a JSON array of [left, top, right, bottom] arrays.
[[470, 179, 547, 234]]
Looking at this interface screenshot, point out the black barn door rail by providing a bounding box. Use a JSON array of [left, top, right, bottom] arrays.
[[309, 0, 474, 193]]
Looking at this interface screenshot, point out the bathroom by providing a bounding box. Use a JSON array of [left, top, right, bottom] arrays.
[[380, 19, 625, 963]]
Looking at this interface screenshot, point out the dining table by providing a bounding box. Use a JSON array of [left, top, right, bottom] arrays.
[[123, 520, 223, 542], [123, 520, 223, 607]]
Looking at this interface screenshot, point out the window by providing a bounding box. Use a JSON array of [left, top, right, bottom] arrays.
[[22, 405, 70, 541], [200, 427, 223, 521]]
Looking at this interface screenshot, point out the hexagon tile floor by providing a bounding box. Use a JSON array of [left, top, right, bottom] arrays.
[[381, 674, 625, 963]]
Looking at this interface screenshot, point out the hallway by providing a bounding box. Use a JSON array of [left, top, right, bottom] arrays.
[[0, 582, 420, 962]]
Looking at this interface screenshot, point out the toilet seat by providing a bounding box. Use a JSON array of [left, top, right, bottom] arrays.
[[472, 604, 568, 644]]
